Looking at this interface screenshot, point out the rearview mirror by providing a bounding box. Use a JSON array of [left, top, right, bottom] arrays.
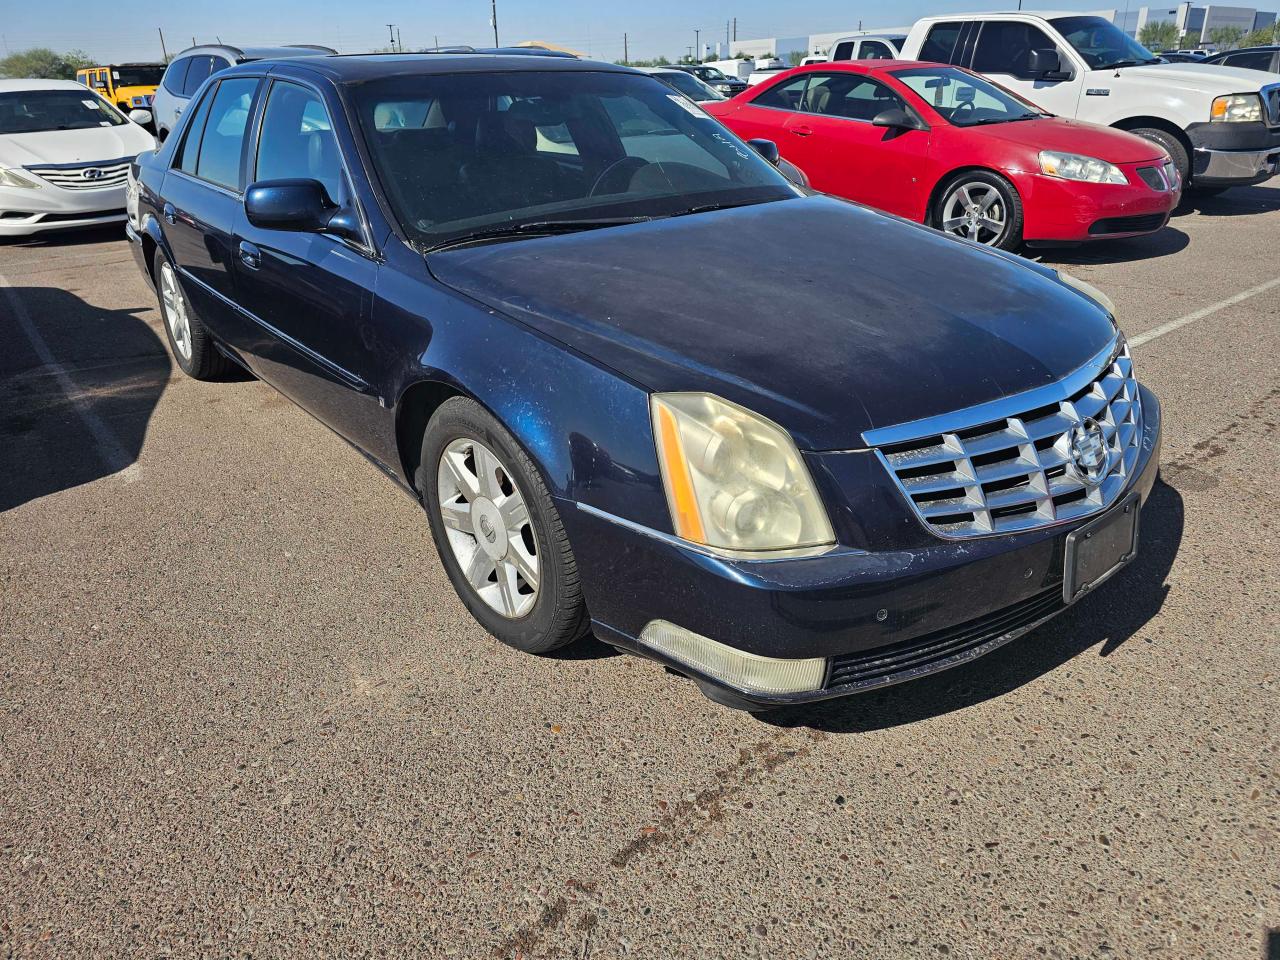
[[746, 138, 780, 165], [872, 108, 923, 131], [128, 109, 152, 127], [1028, 48, 1062, 75]]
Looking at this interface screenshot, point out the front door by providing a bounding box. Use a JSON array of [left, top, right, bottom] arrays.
[[230, 79, 379, 443], [967, 20, 1083, 117]]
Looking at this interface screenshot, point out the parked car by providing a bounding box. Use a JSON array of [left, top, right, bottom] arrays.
[[0, 79, 155, 237], [746, 65, 790, 86], [127, 53, 1161, 711], [900, 13, 1280, 192], [673, 64, 747, 96], [641, 67, 726, 102], [828, 34, 908, 61], [75, 63, 164, 113], [1175, 48, 1213, 58], [704, 61, 1180, 250], [1154, 52, 1208, 63], [151, 43, 337, 141], [799, 55, 828, 66], [1203, 46, 1280, 73]]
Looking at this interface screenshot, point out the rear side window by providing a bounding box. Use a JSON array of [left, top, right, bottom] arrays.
[[163, 57, 192, 95], [181, 56, 215, 97], [919, 23, 965, 64], [751, 75, 810, 110], [193, 77, 258, 190], [972, 22, 1060, 76], [174, 85, 216, 175], [255, 81, 348, 205], [831, 41, 855, 61]]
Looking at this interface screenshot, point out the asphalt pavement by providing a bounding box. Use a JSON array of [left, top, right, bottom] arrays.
[[1, 187, 1277, 959]]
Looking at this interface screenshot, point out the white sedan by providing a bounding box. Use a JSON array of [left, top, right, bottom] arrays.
[[0, 79, 155, 237]]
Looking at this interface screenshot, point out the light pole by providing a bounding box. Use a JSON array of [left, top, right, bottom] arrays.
[[386, 24, 397, 50], [694, 29, 701, 62], [490, 0, 499, 46]]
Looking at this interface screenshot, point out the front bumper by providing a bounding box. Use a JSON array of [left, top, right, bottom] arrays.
[[1019, 170, 1179, 242], [1186, 120, 1280, 186], [564, 385, 1161, 708], [0, 182, 127, 237]]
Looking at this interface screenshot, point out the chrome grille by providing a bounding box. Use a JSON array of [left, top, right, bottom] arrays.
[[866, 339, 1143, 540], [1265, 84, 1280, 126], [25, 158, 131, 190]]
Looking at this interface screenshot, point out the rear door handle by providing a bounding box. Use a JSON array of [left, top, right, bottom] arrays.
[[790, 124, 814, 137], [162, 202, 176, 224], [238, 240, 261, 270]]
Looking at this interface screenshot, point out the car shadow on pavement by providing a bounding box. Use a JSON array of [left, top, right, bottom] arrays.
[[0, 224, 127, 250], [1176, 184, 1280, 217], [762, 478, 1185, 734], [1036, 226, 1190, 266], [0, 286, 171, 513]]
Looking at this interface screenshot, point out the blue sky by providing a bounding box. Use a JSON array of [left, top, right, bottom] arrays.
[[2, 0, 1108, 64]]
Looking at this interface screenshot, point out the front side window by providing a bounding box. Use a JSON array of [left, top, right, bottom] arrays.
[[1050, 16, 1159, 69], [750, 75, 810, 110], [354, 70, 794, 248], [799, 73, 908, 120], [255, 81, 347, 205], [972, 22, 1063, 76], [831, 41, 855, 61], [0, 89, 128, 134], [893, 66, 1045, 125], [919, 23, 965, 64], [191, 77, 258, 190], [1223, 50, 1274, 71]]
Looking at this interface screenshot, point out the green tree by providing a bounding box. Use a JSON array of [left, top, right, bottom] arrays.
[[1207, 25, 1246, 50], [0, 47, 94, 80], [786, 50, 806, 65], [1138, 21, 1181, 50], [1240, 23, 1280, 46]]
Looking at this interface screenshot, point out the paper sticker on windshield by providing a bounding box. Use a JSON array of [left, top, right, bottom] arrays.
[[82, 99, 101, 109], [667, 94, 710, 118]]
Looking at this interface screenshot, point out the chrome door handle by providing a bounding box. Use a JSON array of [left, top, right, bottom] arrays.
[[238, 240, 261, 270]]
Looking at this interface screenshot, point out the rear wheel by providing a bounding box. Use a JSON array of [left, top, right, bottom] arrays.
[[934, 171, 1023, 251], [1129, 127, 1190, 188]]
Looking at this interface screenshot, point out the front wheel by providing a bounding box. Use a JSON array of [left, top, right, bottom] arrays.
[[418, 397, 589, 654], [933, 171, 1024, 251], [153, 250, 229, 379]]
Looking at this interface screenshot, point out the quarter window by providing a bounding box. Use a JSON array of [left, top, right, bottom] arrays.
[[750, 75, 810, 110], [255, 82, 348, 206], [192, 77, 258, 190], [919, 23, 965, 64], [174, 85, 216, 175], [831, 41, 855, 61], [972, 22, 1060, 76], [163, 57, 192, 95]]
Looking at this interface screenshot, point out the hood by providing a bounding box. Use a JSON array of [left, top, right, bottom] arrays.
[[0, 123, 156, 168], [967, 116, 1166, 163], [428, 196, 1117, 451], [1106, 61, 1276, 94]]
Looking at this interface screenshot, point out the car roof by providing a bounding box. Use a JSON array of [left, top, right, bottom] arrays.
[[233, 53, 637, 84], [174, 43, 337, 61], [784, 60, 938, 74], [1209, 45, 1280, 54], [0, 78, 92, 92]]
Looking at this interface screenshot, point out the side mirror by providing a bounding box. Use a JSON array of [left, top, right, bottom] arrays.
[[128, 109, 152, 127], [872, 107, 923, 131], [746, 138, 780, 165], [245, 178, 362, 242], [1027, 48, 1062, 75]]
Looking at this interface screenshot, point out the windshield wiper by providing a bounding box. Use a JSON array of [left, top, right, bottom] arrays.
[[1096, 58, 1159, 69], [424, 216, 653, 252], [968, 112, 1046, 125], [669, 197, 781, 218]]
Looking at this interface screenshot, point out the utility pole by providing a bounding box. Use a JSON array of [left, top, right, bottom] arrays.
[[396, 26, 402, 51], [694, 29, 700, 62], [157, 27, 168, 60], [386, 24, 396, 50], [491, 0, 500, 46], [623, 32, 629, 63], [733, 17, 737, 41]]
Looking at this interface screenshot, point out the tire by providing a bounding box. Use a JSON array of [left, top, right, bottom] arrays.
[[418, 397, 589, 654], [1129, 127, 1190, 188], [152, 249, 230, 380], [933, 170, 1024, 251]]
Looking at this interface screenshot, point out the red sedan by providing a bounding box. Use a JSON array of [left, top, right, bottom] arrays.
[[704, 61, 1181, 250]]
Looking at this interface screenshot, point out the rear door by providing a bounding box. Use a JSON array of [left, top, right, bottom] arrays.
[[230, 78, 379, 442], [160, 76, 261, 343]]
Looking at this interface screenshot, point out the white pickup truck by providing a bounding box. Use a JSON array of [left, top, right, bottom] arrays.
[[900, 12, 1280, 192]]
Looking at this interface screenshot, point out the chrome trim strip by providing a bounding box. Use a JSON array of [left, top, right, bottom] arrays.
[[573, 502, 846, 563], [23, 155, 137, 171], [862, 336, 1119, 447]]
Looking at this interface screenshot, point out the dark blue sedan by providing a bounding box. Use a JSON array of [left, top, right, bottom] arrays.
[[125, 52, 1161, 710]]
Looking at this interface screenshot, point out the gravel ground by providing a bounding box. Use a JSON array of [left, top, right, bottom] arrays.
[[1, 185, 1277, 959]]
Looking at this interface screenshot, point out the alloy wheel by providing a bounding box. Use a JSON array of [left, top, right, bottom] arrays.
[[941, 182, 1007, 246], [436, 437, 540, 619], [159, 261, 193, 361]]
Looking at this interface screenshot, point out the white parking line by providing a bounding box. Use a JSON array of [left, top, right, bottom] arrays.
[[0, 271, 140, 485], [1129, 276, 1280, 348]]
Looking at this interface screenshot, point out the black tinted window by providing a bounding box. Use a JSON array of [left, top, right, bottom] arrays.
[[800, 74, 908, 120], [255, 82, 347, 205], [181, 56, 215, 96], [751, 75, 809, 110], [163, 57, 192, 95], [860, 40, 895, 60], [973, 22, 1060, 75], [920, 23, 965, 64], [194, 78, 257, 190], [1223, 50, 1274, 70], [831, 41, 855, 60], [175, 85, 216, 175]]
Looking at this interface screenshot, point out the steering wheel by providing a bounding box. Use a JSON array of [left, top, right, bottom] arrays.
[[588, 156, 649, 197], [953, 98, 976, 117]]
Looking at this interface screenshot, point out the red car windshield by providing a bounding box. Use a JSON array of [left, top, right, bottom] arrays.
[[891, 66, 1047, 126]]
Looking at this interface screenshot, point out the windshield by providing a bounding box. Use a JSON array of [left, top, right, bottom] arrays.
[[657, 71, 724, 102], [692, 66, 729, 82], [1051, 16, 1160, 68], [0, 89, 128, 134], [355, 70, 792, 248], [892, 66, 1046, 125], [113, 66, 165, 87]]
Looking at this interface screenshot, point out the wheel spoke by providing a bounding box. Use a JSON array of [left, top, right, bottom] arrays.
[[474, 446, 503, 499], [439, 498, 471, 533], [979, 216, 1004, 234], [495, 561, 520, 616], [942, 216, 966, 231], [956, 185, 974, 208], [508, 543, 539, 591], [441, 451, 481, 502], [979, 191, 1000, 212], [498, 494, 529, 535], [463, 547, 494, 591]]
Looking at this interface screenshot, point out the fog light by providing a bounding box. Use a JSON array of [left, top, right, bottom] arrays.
[[639, 620, 826, 695]]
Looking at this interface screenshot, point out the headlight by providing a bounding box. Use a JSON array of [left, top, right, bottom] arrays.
[[1211, 93, 1262, 123], [1039, 151, 1128, 184], [650, 392, 835, 552], [0, 168, 39, 189], [1056, 270, 1116, 316]]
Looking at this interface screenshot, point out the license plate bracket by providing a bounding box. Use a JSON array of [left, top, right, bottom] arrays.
[[1063, 493, 1140, 604]]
